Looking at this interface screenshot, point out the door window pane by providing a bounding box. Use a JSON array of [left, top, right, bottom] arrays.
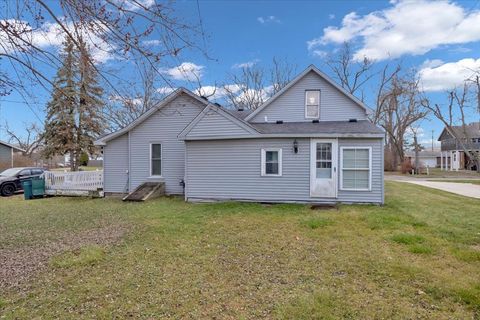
[[316, 143, 332, 179]]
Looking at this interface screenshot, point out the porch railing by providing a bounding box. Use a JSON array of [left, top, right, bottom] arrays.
[[43, 170, 103, 196]]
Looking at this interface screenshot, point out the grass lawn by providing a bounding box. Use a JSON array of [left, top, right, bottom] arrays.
[[1, 182, 479, 319]]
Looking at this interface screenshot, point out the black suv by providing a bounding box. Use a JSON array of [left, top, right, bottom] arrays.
[[0, 167, 45, 197]]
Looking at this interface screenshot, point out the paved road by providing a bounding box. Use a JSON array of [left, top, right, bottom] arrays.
[[389, 178, 480, 199]]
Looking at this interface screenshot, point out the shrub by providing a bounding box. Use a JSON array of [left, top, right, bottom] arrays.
[[401, 160, 413, 174]]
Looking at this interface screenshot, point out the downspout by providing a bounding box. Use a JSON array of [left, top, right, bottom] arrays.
[[127, 131, 131, 193], [184, 140, 188, 202]]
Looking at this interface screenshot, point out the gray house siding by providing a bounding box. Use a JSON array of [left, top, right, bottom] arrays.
[[128, 94, 204, 194], [0, 144, 12, 167], [250, 71, 367, 123], [185, 137, 383, 204], [103, 133, 129, 193], [187, 109, 252, 138]]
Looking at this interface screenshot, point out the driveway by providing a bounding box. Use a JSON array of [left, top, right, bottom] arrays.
[[387, 175, 480, 199]]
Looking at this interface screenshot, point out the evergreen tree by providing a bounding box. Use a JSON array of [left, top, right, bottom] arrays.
[[43, 35, 104, 171]]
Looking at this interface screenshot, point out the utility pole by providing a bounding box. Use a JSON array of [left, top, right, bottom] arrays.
[[431, 130, 434, 151]]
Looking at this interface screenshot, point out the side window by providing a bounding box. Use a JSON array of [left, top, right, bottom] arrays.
[[341, 147, 371, 191], [305, 90, 320, 119], [261, 148, 282, 176], [150, 143, 162, 176], [32, 169, 43, 175], [19, 169, 31, 176]]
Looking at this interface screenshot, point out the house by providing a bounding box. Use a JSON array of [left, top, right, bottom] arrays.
[[438, 122, 480, 171], [405, 150, 443, 168], [0, 140, 25, 170], [95, 65, 385, 204]]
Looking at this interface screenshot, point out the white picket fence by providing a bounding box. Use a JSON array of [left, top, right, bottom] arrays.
[[43, 170, 104, 197]]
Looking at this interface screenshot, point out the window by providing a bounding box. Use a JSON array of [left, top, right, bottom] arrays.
[[150, 143, 162, 176], [305, 90, 320, 119], [341, 147, 371, 190], [316, 143, 332, 178], [261, 148, 282, 176], [31, 169, 44, 175], [18, 169, 31, 177]]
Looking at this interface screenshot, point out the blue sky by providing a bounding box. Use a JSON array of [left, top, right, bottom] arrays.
[[1, 0, 480, 148]]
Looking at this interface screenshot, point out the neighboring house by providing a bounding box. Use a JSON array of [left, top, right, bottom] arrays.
[[438, 122, 480, 171], [0, 140, 25, 170], [95, 65, 385, 204], [405, 150, 443, 168]]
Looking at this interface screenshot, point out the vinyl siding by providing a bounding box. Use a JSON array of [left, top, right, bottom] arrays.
[[103, 133, 128, 193], [250, 71, 367, 123], [187, 109, 252, 138], [185, 137, 383, 203], [128, 94, 204, 194], [0, 144, 12, 167]]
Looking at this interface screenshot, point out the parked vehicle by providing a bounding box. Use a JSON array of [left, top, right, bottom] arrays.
[[0, 167, 45, 197]]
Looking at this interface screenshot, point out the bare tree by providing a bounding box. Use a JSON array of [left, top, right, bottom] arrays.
[[0, 0, 205, 106], [372, 67, 428, 170], [223, 58, 296, 110], [3, 122, 43, 156], [324, 42, 375, 101], [422, 79, 480, 172]]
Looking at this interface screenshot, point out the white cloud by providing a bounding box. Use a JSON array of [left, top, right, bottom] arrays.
[[308, 0, 480, 61], [115, 0, 155, 11], [0, 19, 117, 63], [156, 86, 177, 95], [143, 39, 161, 46], [232, 59, 259, 69], [195, 84, 242, 100], [161, 62, 204, 82], [328, 14, 335, 20], [257, 16, 281, 24], [312, 50, 328, 58], [420, 59, 444, 69], [418, 58, 480, 91]]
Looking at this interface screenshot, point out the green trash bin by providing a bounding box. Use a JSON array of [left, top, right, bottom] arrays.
[[21, 179, 33, 200], [31, 176, 45, 197]]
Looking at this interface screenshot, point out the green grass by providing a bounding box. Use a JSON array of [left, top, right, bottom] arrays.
[[0, 181, 479, 318]]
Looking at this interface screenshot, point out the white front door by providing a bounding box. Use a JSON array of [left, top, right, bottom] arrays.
[[310, 139, 338, 198]]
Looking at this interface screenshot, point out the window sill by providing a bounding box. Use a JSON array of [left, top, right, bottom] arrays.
[[340, 188, 371, 192]]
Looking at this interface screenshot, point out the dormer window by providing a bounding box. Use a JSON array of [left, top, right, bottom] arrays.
[[305, 90, 320, 119]]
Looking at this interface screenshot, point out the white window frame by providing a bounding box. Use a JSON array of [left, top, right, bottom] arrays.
[[261, 148, 282, 177], [149, 142, 163, 177], [305, 90, 320, 119], [340, 147, 372, 191]]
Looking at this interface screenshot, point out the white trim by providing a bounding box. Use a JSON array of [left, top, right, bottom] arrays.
[[310, 139, 338, 198], [95, 88, 208, 145], [178, 104, 259, 139], [245, 65, 369, 122], [149, 142, 163, 178], [339, 146, 372, 191], [260, 148, 283, 177], [305, 90, 320, 119], [180, 133, 385, 141]]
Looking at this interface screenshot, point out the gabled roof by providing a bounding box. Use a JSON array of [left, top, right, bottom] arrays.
[[438, 122, 480, 141], [95, 88, 208, 145], [251, 120, 384, 135], [0, 140, 25, 152], [178, 103, 259, 139], [244, 65, 369, 122]]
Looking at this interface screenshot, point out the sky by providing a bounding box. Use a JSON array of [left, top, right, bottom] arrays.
[[1, 0, 480, 149]]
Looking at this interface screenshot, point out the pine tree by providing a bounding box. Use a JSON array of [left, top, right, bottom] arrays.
[[43, 35, 104, 171]]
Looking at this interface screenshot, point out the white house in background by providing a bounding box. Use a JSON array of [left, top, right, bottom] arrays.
[[405, 150, 442, 168], [95, 65, 385, 204], [438, 122, 480, 171]]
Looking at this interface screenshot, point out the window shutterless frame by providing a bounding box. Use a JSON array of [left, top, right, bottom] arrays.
[[149, 142, 163, 177], [305, 90, 320, 119], [339, 147, 372, 191], [260, 148, 282, 176]]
